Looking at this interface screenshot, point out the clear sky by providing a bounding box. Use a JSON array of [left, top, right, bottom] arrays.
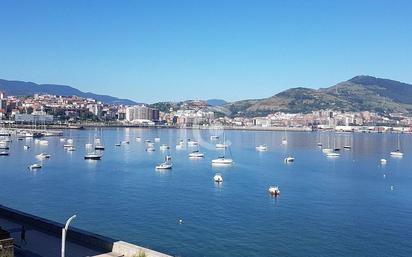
[[0, 0, 411, 103]]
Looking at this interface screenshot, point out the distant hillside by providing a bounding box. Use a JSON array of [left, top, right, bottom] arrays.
[[207, 99, 227, 106], [220, 76, 412, 117], [0, 79, 137, 105]]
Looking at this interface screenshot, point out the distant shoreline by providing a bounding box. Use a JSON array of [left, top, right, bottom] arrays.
[[3, 122, 412, 134]]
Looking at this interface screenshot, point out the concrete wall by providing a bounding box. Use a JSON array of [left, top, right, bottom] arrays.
[[0, 205, 172, 257], [0, 205, 114, 252]]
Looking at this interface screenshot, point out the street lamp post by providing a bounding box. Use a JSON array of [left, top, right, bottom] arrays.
[[61, 215, 77, 257]]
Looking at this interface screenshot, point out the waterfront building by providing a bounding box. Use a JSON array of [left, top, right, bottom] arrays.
[[15, 113, 54, 124], [125, 105, 160, 122]]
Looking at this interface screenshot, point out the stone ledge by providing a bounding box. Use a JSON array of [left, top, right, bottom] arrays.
[[112, 241, 172, 257]]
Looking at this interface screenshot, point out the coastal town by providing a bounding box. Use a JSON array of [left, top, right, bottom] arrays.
[[1, 91, 411, 133]]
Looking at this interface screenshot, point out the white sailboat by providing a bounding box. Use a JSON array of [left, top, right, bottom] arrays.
[[94, 128, 105, 150], [84, 151, 103, 160], [256, 144, 268, 151], [326, 152, 340, 157], [64, 129, 74, 148], [146, 145, 156, 152], [0, 140, 10, 150], [317, 131, 323, 147], [176, 139, 185, 150], [212, 135, 233, 165], [210, 135, 219, 140], [189, 150, 204, 158], [189, 145, 204, 158], [0, 151, 9, 156], [322, 131, 333, 153], [156, 156, 172, 169], [216, 134, 228, 149], [390, 132, 403, 157], [281, 127, 288, 145]]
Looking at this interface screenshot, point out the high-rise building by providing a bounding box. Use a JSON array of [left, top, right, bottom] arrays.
[[125, 105, 160, 122]]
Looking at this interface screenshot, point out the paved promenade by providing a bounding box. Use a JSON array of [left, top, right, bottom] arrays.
[[0, 217, 120, 257]]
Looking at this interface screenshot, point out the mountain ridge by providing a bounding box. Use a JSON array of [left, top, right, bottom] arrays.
[[0, 79, 137, 105], [217, 75, 412, 117], [1, 75, 412, 116]]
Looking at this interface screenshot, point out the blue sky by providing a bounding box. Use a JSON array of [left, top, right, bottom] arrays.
[[0, 0, 411, 103]]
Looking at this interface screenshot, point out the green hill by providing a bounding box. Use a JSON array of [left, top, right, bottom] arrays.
[[220, 75, 412, 117]]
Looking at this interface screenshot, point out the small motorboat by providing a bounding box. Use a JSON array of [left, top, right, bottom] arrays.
[[115, 143, 121, 147], [156, 162, 172, 170], [215, 143, 228, 149], [63, 139, 74, 148], [67, 146, 76, 151], [39, 140, 49, 145], [187, 140, 198, 147], [160, 144, 170, 150], [189, 150, 204, 158], [317, 142, 323, 147], [23, 145, 30, 150], [28, 163, 42, 170], [281, 138, 288, 145], [146, 147, 156, 152], [84, 152, 103, 160], [121, 140, 130, 145], [36, 153, 51, 159], [136, 137, 141, 142], [343, 145, 351, 149], [322, 148, 333, 153], [213, 173, 223, 183], [154, 137, 161, 142], [284, 156, 294, 163], [210, 135, 219, 140], [334, 148, 341, 152], [60, 138, 66, 142], [268, 186, 280, 196], [256, 144, 268, 151], [380, 158, 387, 165]]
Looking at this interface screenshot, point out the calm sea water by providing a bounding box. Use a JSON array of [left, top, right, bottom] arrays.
[[1, 128, 412, 257]]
